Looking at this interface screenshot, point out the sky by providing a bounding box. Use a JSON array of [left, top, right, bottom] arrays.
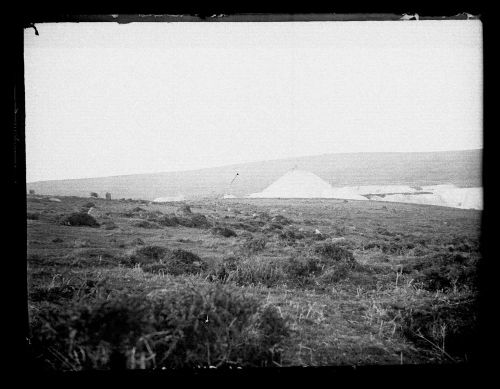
[[24, 20, 483, 182]]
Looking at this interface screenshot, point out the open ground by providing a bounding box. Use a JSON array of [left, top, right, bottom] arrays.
[[26, 194, 481, 369]]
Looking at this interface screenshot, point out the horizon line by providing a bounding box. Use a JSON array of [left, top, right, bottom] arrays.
[[27, 148, 482, 184]]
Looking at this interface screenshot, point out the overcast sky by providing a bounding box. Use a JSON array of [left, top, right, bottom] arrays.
[[24, 20, 482, 182]]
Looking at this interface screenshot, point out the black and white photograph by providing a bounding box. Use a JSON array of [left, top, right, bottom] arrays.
[[20, 13, 485, 371]]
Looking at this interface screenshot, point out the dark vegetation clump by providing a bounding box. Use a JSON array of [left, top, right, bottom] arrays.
[[130, 238, 145, 246], [132, 220, 160, 229], [406, 252, 479, 291], [60, 212, 100, 227], [123, 245, 169, 266], [210, 256, 241, 283], [156, 213, 210, 228], [27, 212, 40, 220], [310, 233, 328, 241], [131, 207, 146, 213], [90, 192, 99, 198], [282, 244, 358, 286], [30, 285, 289, 369], [177, 204, 192, 214], [279, 228, 305, 243], [145, 249, 205, 276], [157, 214, 180, 226], [184, 214, 210, 228], [446, 236, 479, 253], [211, 226, 237, 238], [388, 297, 478, 360], [365, 239, 415, 255], [228, 222, 260, 233], [213, 257, 286, 288], [271, 215, 292, 226], [285, 256, 323, 285], [83, 202, 96, 208], [242, 236, 268, 253], [29, 189, 35, 194], [29, 284, 78, 304], [313, 243, 356, 267]]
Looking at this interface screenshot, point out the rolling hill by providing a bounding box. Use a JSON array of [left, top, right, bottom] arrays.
[[27, 149, 482, 200]]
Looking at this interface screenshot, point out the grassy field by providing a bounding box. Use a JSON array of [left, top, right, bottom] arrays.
[[26, 194, 481, 370]]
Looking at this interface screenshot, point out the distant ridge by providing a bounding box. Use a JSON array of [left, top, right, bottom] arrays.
[[27, 149, 482, 200]]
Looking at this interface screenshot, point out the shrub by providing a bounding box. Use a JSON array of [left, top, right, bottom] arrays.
[[157, 215, 180, 227], [217, 257, 286, 288], [123, 245, 169, 266], [284, 256, 322, 284], [365, 240, 415, 255], [27, 212, 39, 220], [60, 212, 100, 227], [130, 238, 145, 246], [132, 220, 160, 229], [90, 192, 99, 198], [317, 262, 357, 284], [313, 243, 355, 267], [270, 215, 292, 226], [409, 253, 479, 291], [160, 249, 205, 276], [389, 298, 478, 360], [211, 226, 237, 238], [83, 202, 96, 208], [177, 204, 192, 214], [30, 285, 289, 369], [242, 237, 268, 253], [189, 214, 211, 228], [279, 229, 305, 243], [210, 256, 241, 282], [29, 189, 35, 194]]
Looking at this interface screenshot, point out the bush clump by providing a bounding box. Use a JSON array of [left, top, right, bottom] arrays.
[[27, 212, 39, 220], [185, 214, 211, 228], [132, 220, 160, 229], [159, 213, 210, 228], [130, 238, 145, 246], [211, 257, 286, 288], [30, 284, 289, 370], [177, 204, 192, 214], [211, 226, 237, 238], [389, 297, 478, 360], [242, 236, 268, 253], [157, 214, 180, 227], [279, 229, 305, 243], [408, 252, 479, 291], [152, 249, 205, 276], [123, 245, 169, 266], [60, 212, 100, 227], [313, 243, 356, 267], [284, 256, 323, 285]]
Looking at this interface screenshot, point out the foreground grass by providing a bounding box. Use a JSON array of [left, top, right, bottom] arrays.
[[26, 195, 481, 369]]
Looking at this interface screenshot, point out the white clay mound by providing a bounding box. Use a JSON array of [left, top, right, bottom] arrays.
[[244, 169, 482, 210], [153, 195, 186, 203], [248, 170, 337, 198]]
